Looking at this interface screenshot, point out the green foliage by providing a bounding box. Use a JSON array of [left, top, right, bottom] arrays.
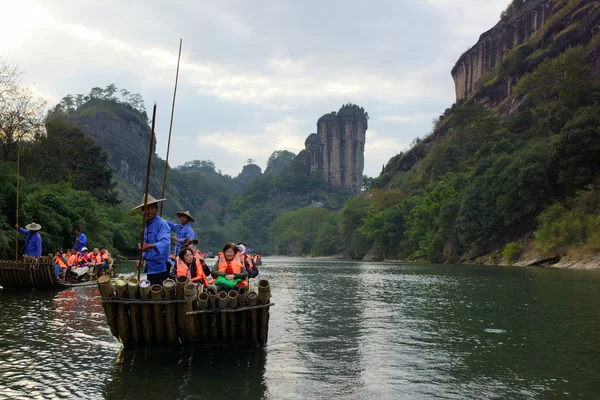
[[500, 0, 526, 19], [269, 206, 333, 255], [502, 242, 521, 263], [534, 187, 600, 253], [513, 47, 593, 108]]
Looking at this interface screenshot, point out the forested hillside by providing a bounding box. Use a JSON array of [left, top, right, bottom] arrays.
[[270, 0, 600, 265]]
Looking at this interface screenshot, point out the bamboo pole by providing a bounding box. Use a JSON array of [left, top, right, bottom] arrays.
[[247, 292, 259, 347], [208, 287, 219, 343], [115, 279, 132, 349], [228, 290, 238, 344], [184, 284, 198, 341], [197, 291, 209, 341], [175, 275, 189, 340], [160, 38, 183, 217], [150, 284, 165, 342], [15, 142, 19, 261], [257, 279, 271, 346], [139, 279, 153, 343], [127, 278, 142, 345], [218, 291, 228, 344], [238, 288, 248, 345], [97, 275, 118, 336], [163, 279, 178, 342], [137, 104, 157, 282]]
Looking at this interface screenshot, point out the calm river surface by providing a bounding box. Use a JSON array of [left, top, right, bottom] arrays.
[[1, 258, 599, 399]]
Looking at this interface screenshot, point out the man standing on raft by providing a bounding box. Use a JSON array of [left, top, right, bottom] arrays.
[[134, 194, 171, 285], [15, 222, 42, 257], [166, 210, 195, 256]]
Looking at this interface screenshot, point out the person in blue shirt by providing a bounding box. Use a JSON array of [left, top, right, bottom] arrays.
[[15, 222, 43, 257], [74, 228, 87, 253], [133, 194, 171, 285], [166, 210, 195, 256]]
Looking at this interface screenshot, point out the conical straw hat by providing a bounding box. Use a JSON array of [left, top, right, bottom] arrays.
[[132, 194, 166, 211]]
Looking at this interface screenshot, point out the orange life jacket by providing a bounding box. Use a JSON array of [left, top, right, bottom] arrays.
[[217, 253, 243, 274], [101, 252, 110, 261], [93, 254, 102, 264], [176, 256, 209, 286], [55, 255, 67, 269], [67, 254, 78, 266], [240, 253, 254, 271]]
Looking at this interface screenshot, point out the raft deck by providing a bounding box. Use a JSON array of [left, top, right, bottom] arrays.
[[97, 276, 273, 349]]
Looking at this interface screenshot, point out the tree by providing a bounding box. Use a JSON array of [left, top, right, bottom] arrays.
[[0, 84, 46, 161], [247, 158, 254, 165], [104, 84, 118, 100], [120, 88, 130, 103], [89, 87, 104, 99]]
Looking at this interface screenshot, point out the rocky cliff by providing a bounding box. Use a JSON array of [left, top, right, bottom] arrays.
[[66, 100, 157, 189], [452, 0, 600, 103], [298, 104, 368, 194]]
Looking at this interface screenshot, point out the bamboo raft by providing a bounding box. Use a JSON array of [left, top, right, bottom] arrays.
[[97, 276, 273, 349], [0, 256, 114, 289]]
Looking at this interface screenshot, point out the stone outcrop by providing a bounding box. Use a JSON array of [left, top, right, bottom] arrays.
[[452, 0, 600, 103], [66, 102, 156, 189], [298, 105, 368, 194]]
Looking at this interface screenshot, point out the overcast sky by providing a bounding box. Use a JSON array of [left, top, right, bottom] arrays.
[[1, 0, 509, 177]]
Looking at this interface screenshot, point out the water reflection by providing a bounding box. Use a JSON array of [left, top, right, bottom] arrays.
[[104, 347, 267, 400]]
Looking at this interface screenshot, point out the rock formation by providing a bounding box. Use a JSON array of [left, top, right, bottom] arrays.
[[452, 0, 600, 104], [298, 104, 368, 194], [66, 102, 156, 189]]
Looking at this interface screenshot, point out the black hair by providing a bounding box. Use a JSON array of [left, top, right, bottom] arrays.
[[178, 247, 194, 261], [222, 242, 239, 254]]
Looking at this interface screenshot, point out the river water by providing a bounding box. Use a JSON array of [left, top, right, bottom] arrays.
[[1, 258, 599, 399]]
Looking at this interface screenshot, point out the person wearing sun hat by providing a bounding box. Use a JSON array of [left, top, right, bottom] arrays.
[[166, 210, 195, 256], [133, 194, 171, 285], [15, 222, 42, 257]]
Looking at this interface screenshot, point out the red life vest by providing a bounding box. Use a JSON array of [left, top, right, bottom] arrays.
[[217, 253, 243, 274], [176, 257, 209, 286], [55, 256, 67, 269]]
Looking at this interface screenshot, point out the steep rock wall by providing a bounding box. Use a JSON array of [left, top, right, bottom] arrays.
[[452, 0, 555, 102], [298, 105, 367, 194], [67, 108, 156, 189]]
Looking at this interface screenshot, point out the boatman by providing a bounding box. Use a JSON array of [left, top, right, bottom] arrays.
[[15, 222, 42, 257], [74, 228, 87, 253], [166, 210, 195, 256], [134, 194, 171, 285]]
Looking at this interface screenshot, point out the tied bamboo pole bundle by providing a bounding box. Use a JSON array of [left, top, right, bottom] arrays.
[[139, 279, 153, 343], [150, 284, 165, 343], [228, 290, 239, 344], [163, 279, 178, 343], [257, 280, 271, 346], [127, 278, 142, 345], [97, 275, 118, 336], [184, 284, 199, 341], [217, 291, 229, 344], [197, 291, 210, 342], [238, 288, 248, 345], [175, 276, 189, 340], [208, 287, 219, 343], [247, 292, 259, 347], [115, 279, 132, 349]]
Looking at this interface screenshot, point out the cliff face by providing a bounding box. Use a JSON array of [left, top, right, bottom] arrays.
[[67, 105, 156, 189], [452, 0, 600, 103], [452, 0, 554, 102], [298, 105, 368, 194]]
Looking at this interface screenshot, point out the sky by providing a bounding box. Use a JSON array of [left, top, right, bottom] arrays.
[[0, 0, 509, 177]]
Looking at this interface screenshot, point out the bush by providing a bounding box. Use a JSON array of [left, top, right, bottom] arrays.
[[502, 242, 521, 264]]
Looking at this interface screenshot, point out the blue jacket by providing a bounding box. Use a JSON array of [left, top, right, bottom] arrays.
[[18, 227, 42, 257], [166, 221, 195, 255], [143, 215, 171, 274], [74, 233, 87, 252]]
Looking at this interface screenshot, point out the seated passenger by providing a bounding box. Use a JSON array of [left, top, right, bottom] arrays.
[[176, 247, 210, 288], [211, 242, 248, 292], [237, 243, 259, 279], [53, 249, 68, 279]]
